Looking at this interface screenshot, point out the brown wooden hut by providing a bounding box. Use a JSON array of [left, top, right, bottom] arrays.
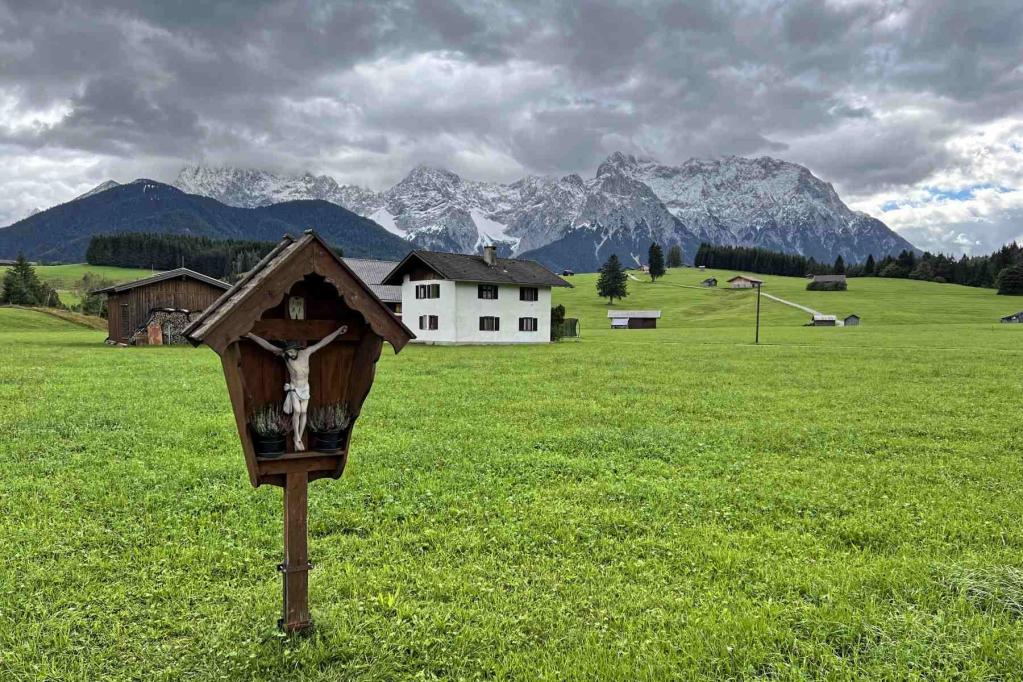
[[93, 268, 230, 344]]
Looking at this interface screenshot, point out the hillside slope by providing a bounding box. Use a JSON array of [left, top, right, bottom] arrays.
[[554, 268, 1019, 338], [0, 180, 411, 262]]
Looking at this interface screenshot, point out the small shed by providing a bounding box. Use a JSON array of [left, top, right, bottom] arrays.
[[727, 275, 764, 289], [813, 274, 847, 284], [561, 269, 575, 277], [1001, 311, 1023, 323], [608, 310, 661, 329], [844, 314, 861, 326], [810, 314, 837, 326], [701, 277, 717, 287], [93, 267, 230, 345]]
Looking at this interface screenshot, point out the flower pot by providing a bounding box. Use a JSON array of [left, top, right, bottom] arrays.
[[251, 431, 287, 458], [309, 429, 345, 453]]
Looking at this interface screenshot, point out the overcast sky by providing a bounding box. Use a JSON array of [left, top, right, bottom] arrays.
[[1, 0, 1021, 254]]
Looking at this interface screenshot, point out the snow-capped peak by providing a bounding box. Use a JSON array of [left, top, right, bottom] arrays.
[[173, 153, 915, 267], [75, 180, 120, 201], [174, 165, 378, 214]]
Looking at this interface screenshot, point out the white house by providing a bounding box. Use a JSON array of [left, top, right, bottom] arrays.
[[381, 246, 571, 344]]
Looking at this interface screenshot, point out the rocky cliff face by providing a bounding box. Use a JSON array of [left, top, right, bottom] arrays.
[[173, 153, 916, 270]]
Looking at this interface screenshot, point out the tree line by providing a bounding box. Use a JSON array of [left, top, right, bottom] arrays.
[[85, 233, 305, 281], [693, 243, 834, 277], [859, 244, 1023, 292], [691, 241, 1023, 295]]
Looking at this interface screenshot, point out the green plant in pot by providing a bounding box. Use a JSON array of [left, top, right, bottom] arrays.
[[249, 402, 291, 458], [308, 402, 351, 453]]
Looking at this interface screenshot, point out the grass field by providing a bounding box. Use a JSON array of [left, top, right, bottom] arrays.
[[2, 268, 1023, 679], [0, 263, 153, 307]]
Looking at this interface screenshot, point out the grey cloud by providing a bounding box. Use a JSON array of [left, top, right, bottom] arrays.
[[0, 0, 1020, 254]]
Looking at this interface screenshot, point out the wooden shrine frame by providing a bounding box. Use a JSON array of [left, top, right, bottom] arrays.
[[184, 230, 414, 631]]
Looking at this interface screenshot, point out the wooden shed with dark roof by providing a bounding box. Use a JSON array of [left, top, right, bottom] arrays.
[[92, 267, 230, 344]]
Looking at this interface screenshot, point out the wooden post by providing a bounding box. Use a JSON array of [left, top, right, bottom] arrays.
[[755, 283, 761, 344], [279, 471, 312, 632]]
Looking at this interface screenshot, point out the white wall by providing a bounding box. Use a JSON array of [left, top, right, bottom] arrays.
[[401, 275, 552, 344], [400, 276, 458, 343]]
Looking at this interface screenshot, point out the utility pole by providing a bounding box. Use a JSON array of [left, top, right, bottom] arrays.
[[755, 282, 762, 344]]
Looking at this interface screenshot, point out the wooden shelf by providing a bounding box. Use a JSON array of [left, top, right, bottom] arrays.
[[256, 449, 345, 462]]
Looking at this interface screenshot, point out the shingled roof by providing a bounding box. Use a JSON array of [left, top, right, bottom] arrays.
[[342, 257, 401, 303], [91, 267, 230, 294], [183, 231, 412, 351], [381, 250, 571, 288]]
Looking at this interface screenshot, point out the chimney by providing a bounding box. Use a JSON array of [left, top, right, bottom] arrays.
[[483, 244, 497, 266]]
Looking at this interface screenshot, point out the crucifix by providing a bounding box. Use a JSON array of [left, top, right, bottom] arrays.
[[183, 231, 414, 634], [244, 324, 348, 450]]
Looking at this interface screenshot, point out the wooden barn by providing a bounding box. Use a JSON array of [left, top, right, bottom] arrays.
[[844, 314, 861, 326], [701, 277, 718, 287], [608, 310, 661, 329], [727, 275, 764, 289], [93, 268, 230, 345], [810, 314, 838, 326]]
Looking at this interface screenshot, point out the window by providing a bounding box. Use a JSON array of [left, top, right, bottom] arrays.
[[519, 317, 538, 332], [478, 284, 499, 300], [418, 315, 438, 330], [519, 286, 539, 301], [415, 283, 440, 299], [479, 316, 500, 332]]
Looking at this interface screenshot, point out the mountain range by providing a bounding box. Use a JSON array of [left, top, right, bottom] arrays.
[[0, 153, 916, 269], [175, 154, 916, 270]]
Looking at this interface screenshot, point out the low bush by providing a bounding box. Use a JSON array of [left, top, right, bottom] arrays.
[[806, 280, 848, 291]]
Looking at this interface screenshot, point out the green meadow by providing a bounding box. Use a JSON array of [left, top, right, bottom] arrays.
[[1, 268, 1022, 680], [0, 263, 153, 307]]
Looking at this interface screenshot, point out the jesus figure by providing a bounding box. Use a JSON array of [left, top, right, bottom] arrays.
[[245, 323, 348, 450]]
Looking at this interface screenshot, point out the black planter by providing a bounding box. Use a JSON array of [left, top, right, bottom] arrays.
[[251, 431, 287, 458], [309, 430, 345, 453]]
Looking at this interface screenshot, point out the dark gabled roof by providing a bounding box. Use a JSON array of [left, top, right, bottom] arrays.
[[184, 231, 413, 351], [91, 267, 230, 294], [813, 274, 847, 282], [342, 257, 400, 303], [381, 250, 572, 288], [1001, 311, 1023, 319]]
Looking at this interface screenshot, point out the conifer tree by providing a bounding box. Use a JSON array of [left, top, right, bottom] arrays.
[[648, 243, 666, 281], [666, 244, 683, 268], [833, 255, 846, 274], [1, 253, 50, 305], [864, 254, 876, 276], [996, 264, 1023, 295], [596, 254, 628, 304]]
